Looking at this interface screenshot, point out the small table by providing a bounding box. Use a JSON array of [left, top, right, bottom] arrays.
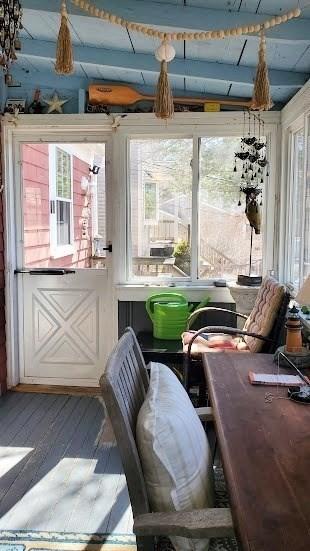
[[203, 352, 310, 551]]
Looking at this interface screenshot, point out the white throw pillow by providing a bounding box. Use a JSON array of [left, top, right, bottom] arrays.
[[136, 362, 214, 551]]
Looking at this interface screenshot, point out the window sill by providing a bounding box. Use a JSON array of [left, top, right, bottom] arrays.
[[115, 283, 235, 303], [51, 245, 75, 259]]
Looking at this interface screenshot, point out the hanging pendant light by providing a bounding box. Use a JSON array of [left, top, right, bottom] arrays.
[[0, 1, 23, 76]]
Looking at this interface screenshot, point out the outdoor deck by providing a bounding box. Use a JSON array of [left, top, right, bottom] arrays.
[[0, 392, 133, 534]]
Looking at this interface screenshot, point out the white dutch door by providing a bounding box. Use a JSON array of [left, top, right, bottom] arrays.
[[17, 142, 112, 386]]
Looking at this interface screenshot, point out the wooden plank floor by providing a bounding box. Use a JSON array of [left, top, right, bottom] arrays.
[[0, 392, 133, 534]]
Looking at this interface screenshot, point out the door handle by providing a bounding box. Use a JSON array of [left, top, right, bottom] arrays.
[[15, 269, 76, 275]]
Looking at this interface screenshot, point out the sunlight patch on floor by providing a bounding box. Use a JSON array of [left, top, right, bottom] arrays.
[[0, 447, 33, 477]]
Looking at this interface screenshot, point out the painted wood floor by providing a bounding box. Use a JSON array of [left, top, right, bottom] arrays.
[[0, 392, 133, 534]]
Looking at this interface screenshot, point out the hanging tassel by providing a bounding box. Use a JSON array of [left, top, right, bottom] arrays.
[[251, 29, 273, 111], [154, 60, 174, 120], [55, 1, 74, 75]]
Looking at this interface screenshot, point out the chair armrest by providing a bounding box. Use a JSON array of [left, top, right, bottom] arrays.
[[195, 406, 213, 422], [187, 307, 247, 329], [188, 326, 275, 358], [134, 508, 234, 539]]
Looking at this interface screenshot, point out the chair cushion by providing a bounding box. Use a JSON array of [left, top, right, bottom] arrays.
[[136, 362, 214, 551], [243, 276, 285, 352], [182, 332, 244, 356]]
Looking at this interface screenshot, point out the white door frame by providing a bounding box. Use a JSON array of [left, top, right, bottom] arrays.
[[2, 115, 116, 387]]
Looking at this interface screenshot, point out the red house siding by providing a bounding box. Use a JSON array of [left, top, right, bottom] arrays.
[[0, 129, 6, 394], [22, 144, 92, 268]]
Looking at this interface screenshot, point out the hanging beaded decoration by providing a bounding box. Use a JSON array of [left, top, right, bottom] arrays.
[[0, 1, 23, 79]]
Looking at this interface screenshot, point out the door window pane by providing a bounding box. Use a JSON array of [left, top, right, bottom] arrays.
[[199, 137, 263, 280], [129, 139, 192, 278], [21, 143, 106, 269]]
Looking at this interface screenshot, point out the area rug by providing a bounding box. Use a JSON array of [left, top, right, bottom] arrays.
[[0, 531, 136, 551]]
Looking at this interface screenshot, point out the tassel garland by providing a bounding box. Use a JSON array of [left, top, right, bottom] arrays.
[[251, 29, 273, 111], [154, 60, 174, 120], [55, 1, 74, 75]]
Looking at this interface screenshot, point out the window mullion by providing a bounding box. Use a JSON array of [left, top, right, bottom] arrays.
[[191, 135, 199, 282]]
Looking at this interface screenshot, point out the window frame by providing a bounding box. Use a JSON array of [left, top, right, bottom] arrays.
[[124, 127, 276, 285], [281, 113, 309, 291], [49, 144, 74, 258], [288, 126, 305, 288]]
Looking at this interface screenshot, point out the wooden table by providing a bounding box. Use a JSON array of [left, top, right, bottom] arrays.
[[203, 352, 310, 551]]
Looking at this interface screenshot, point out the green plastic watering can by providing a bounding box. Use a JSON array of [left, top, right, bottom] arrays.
[[146, 292, 210, 340]]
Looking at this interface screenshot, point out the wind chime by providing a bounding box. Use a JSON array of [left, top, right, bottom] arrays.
[[0, 0, 23, 84], [233, 111, 269, 286]]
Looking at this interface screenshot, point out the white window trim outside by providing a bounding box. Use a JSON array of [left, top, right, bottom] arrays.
[[49, 144, 75, 259], [116, 117, 279, 286]]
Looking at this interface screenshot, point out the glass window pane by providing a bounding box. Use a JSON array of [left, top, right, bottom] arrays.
[[144, 181, 158, 223], [22, 143, 106, 269], [56, 147, 72, 199], [291, 129, 304, 288], [130, 139, 192, 278], [57, 200, 71, 245], [199, 137, 263, 280], [304, 127, 310, 282]]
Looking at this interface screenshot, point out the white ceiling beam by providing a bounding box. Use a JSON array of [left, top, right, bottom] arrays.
[[19, 39, 308, 88], [22, 0, 310, 42]]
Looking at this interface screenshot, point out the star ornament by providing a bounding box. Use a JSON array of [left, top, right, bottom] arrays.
[[42, 92, 69, 113]]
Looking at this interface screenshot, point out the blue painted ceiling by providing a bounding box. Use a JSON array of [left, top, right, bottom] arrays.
[[10, 0, 310, 108]]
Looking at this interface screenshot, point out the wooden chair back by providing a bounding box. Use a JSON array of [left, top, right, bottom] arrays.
[[100, 327, 151, 519]]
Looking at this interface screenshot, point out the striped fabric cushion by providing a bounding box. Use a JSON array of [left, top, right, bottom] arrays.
[[243, 276, 285, 352], [136, 363, 214, 551]]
